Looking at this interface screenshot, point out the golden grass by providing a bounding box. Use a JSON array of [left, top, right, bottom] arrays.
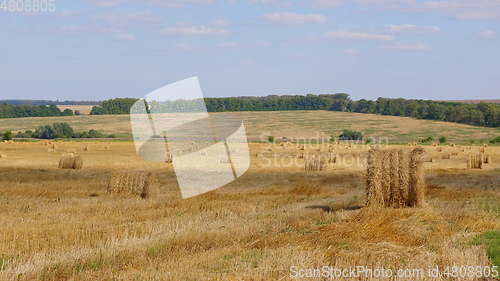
[[1, 110, 499, 143], [55, 105, 94, 115], [366, 148, 425, 208], [0, 141, 498, 280], [107, 171, 157, 198], [468, 153, 484, 169], [58, 153, 83, 169]]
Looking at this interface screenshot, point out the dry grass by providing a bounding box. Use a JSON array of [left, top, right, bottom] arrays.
[[55, 105, 94, 115], [58, 153, 83, 169], [0, 141, 498, 280], [107, 171, 157, 198], [304, 154, 327, 171], [468, 153, 484, 169], [1, 110, 499, 143], [366, 148, 425, 208]]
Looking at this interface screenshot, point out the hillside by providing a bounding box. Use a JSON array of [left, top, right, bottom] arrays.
[[0, 111, 498, 143]]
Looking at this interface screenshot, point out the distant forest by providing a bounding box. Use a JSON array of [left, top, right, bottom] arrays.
[[89, 95, 500, 128], [0, 104, 74, 118], [1, 95, 499, 128], [0, 100, 99, 106]]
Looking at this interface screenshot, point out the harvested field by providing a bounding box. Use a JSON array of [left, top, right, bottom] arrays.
[[0, 140, 498, 280]]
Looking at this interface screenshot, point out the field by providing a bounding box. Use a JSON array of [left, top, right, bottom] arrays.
[[1, 111, 499, 143], [0, 136, 499, 280], [55, 105, 94, 115]]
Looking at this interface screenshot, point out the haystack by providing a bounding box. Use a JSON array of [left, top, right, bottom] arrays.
[[327, 152, 336, 164], [366, 147, 425, 208], [107, 171, 157, 198], [165, 152, 173, 164], [58, 153, 83, 169], [484, 155, 491, 164], [305, 155, 327, 172], [467, 154, 483, 169]]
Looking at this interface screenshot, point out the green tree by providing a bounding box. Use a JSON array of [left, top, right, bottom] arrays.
[[2, 131, 13, 141], [339, 130, 363, 141]]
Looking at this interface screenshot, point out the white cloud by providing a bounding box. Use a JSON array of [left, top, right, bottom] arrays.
[[250, 0, 291, 6], [311, 0, 343, 7], [145, 0, 215, 8], [160, 24, 228, 36], [342, 48, 359, 55], [211, 19, 229, 26], [218, 42, 239, 48], [311, 0, 500, 21], [174, 43, 195, 51], [324, 30, 394, 41], [381, 42, 430, 51], [386, 24, 440, 33], [115, 32, 135, 41], [86, 0, 125, 7], [478, 30, 497, 39], [262, 12, 327, 24], [96, 12, 160, 26], [313, 0, 417, 9]]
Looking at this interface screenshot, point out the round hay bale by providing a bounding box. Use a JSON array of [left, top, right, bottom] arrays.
[[107, 171, 158, 198], [58, 153, 83, 169]]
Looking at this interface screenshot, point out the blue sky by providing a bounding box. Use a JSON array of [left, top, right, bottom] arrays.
[[1, 0, 499, 101]]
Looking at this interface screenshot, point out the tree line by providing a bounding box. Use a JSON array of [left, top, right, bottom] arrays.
[[2, 95, 498, 128], [349, 98, 499, 127], [0, 100, 99, 106], [89, 95, 499, 128], [0, 104, 74, 119]]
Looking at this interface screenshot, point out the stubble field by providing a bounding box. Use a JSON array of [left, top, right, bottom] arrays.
[[1, 111, 499, 143], [0, 139, 499, 281]]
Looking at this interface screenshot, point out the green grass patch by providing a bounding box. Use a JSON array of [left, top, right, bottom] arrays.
[[471, 231, 500, 267]]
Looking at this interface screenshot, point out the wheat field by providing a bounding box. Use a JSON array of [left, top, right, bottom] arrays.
[[0, 139, 498, 280], [1, 111, 499, 143]]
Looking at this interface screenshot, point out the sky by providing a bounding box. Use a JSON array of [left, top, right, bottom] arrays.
[[1, 0, 499, 101]]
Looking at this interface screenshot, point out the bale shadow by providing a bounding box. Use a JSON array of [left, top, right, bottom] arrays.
[[305, 204, 363, 213]]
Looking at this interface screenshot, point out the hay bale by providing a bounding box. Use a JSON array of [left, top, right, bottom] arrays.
[[305, 154, 326, 172], [467, 153, 483, 169], [165, 152, 173, 164], [366, 148, 384, 207], [58, 153, 83, 169], [107, 171, 157, 198], [327, 152, 336, 164], [0, 153, 6, 158], [366, 148, 425, 208], [408, 147, 426, 207], [484, 155, 491, 164], [423, 157, 433, 163], [441, 153, 451, 160], [83, 145, 90, 151]]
